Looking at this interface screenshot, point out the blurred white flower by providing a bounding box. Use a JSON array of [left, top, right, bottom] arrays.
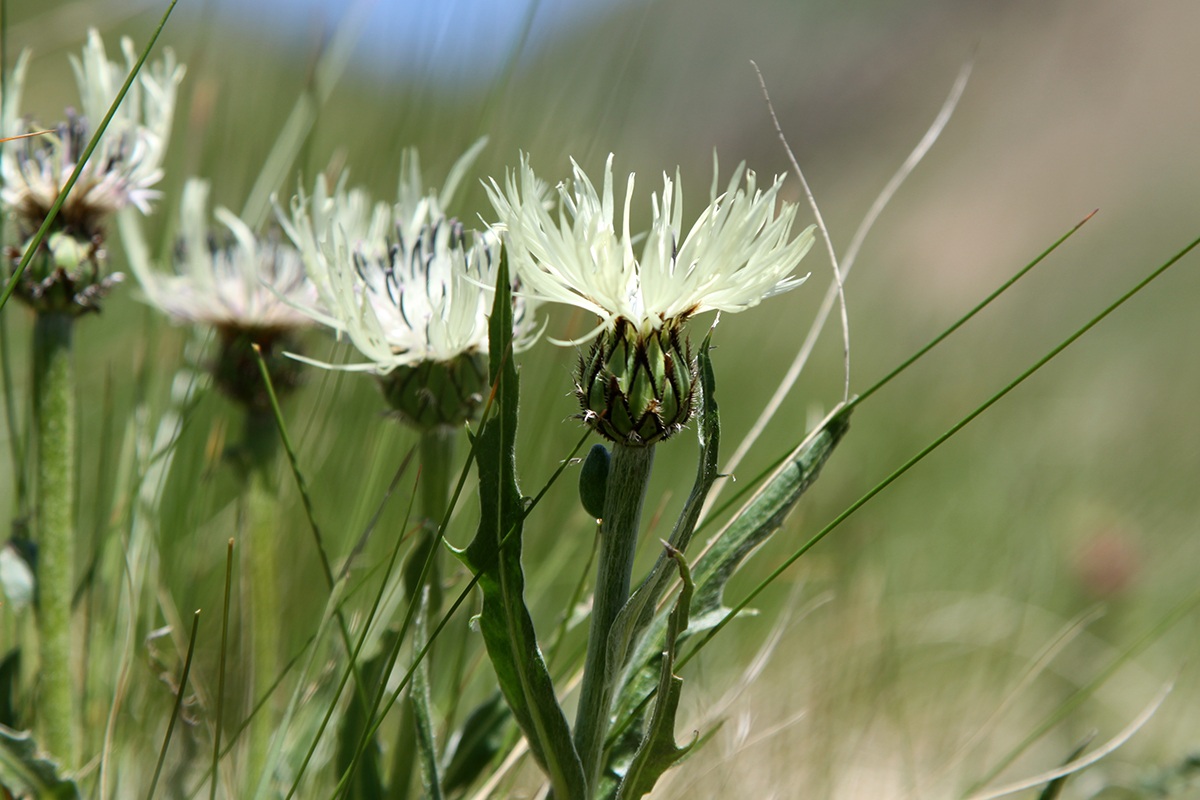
[[486, 153, 815, 343], [280, 138, 537, 374], [0, 29, 184, 237], [129, 178, 317, 333]]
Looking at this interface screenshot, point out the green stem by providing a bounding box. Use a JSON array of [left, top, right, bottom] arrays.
[[33, 311, 77, 766], [238, 409, 280, 787], [419, 426, 455, 539], [389, 425, 456, 798], [404, 426, 454, 617], [574, 442, 655, 796]]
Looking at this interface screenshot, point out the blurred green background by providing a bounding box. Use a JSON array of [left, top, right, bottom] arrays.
[[4, 0, 1200, 796]]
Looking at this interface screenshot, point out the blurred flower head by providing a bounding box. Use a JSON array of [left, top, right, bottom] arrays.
[[486, 153, 814, 445], [1, 29, 184, 240], [280, 138, 537, 375], [132, 178, 316, 335], [126, 179, 316, 411]]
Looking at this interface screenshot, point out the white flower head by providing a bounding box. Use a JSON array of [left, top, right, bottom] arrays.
[[487, 152, 815, 342], [280, 138, 537, 375], [130, 179, 317, 333], [1, 29, 185, 237]]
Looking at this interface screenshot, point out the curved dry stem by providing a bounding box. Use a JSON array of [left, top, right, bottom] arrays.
[[703, 58, 972, 524]]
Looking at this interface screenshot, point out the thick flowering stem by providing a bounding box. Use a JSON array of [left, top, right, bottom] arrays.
[[407, 425, 455, 606], [390, 425, 455, 798], [574, 441, 656, 795], [32, 311, 78, 766], [237, 409, 281, 787]]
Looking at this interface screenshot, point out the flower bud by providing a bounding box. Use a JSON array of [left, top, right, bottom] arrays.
[[5, 231, 119, 315], [578, 443, 610, 519], [577, 317, 696, 446]]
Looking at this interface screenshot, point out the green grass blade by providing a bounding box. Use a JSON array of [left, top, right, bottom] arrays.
[[692, 210, 1098, 544], [146, 609, 201, 800], [249, 343, 371, 702], [334, 635, 390, 800], [969, 588, 1200, 794], [283, 458, 418, 799], [1034, 734, 1095, 800], [851, 208, 1098, 409], [183, 634, 317, 799], [682, 230, 1200, 672], [208, 540, 235, 800]]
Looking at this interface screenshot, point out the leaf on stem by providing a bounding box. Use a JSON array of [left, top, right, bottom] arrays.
[[458, 253, 586, 799], [689, 404, 850, 626], [610, 405, 849, 747], [615, 547, 699, 800]]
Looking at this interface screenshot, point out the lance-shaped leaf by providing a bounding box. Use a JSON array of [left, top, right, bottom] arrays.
[[689, 403, 851, 623], [615, 547, 699, 800], [457, 255, 586, 800]]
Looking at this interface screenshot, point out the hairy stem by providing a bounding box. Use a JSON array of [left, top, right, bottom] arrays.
[[33, 311, 77, 765], [574, 442, 655, 795]]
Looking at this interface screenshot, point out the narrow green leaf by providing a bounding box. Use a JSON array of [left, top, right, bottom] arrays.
[[689, 404, 850, 621], [459, 253, 586, 800], [616, 548, 699, 800], [148, 610, 201, 800], [0, 725, 81, 799], [410, 590, 444, 800]]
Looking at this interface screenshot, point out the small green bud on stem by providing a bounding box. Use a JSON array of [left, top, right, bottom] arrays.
[[579, 443, 610, 519]]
